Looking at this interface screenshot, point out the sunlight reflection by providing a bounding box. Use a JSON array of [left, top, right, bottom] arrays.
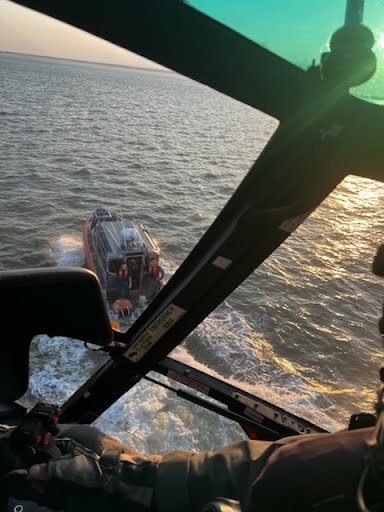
[[306, 176, 384, 277], [377, 33, 384, 51], [263, 174, 384, 410]]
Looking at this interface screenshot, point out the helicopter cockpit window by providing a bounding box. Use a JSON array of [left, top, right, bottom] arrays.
[[2, 2, 279, 451], [172, 175, 384, 432], [186, 0, 384, 103]]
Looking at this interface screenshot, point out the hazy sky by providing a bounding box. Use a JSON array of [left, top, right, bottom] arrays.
[[0, 0, 163, 69]]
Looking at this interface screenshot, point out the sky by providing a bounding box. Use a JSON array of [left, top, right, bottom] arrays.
[[0, 0, 163, 69]]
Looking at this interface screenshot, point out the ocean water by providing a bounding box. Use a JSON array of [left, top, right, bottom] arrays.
[[1, 51, 384, 454]]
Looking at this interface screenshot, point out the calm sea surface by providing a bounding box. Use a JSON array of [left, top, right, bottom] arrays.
[[1, 52, 384, 454]]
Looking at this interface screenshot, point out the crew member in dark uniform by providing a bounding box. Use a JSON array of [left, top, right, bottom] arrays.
[[9, 423, 379, 512], [118, 262, 132, 292]]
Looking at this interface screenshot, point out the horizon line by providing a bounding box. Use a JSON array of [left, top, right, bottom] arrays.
[[0, 49, 172, 73]]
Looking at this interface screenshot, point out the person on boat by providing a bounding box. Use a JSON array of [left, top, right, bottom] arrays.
[[148, 257, 164, 291], [141, 256, 164, 302], [8, 422, 382, 512], [148, 257, 164, 282], [118, 262, 132, 290]]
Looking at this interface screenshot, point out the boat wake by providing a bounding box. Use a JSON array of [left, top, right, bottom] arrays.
[[25, 236, 340, 454], [50, 234, 85, 267]]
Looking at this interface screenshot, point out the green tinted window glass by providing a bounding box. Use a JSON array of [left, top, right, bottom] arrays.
[[187, 1, 384, 103]]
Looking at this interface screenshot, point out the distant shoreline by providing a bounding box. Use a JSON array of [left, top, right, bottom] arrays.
[[0, 50, 171, 73]]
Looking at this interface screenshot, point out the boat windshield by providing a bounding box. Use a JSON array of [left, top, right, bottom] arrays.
[[187, 0, 384, 104], [126, 256, 143, 289]]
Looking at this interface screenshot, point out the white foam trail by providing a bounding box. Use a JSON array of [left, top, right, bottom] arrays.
[[171, 307, 342, 433], [50, 234, 85, 267], [29, 335, 107, 404], [26, 240, 340, 455]]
